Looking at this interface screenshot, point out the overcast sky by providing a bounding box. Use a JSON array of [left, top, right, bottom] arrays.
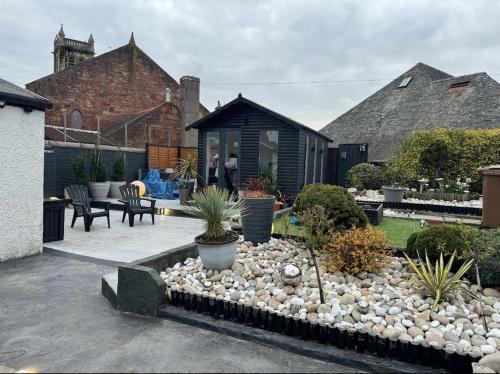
[[1, 0, 499, 130]]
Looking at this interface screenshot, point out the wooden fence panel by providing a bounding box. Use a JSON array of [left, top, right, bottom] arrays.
[[147, 144, 197, 170]]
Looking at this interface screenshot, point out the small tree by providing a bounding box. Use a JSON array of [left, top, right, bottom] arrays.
[[71, 156, 88, 185], [89, 148, 108, 182], [111, 153, 126, 182], [418, 139, 454, 184], [298, 205, 333, 304]]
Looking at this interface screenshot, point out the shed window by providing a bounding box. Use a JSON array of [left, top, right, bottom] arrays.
[[259, 130, 279, 179], [71, 109, 82, 129]]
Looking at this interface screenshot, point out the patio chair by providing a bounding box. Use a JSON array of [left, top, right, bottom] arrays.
[[119, 184, 156, 227], [66, 184, 110, 232]]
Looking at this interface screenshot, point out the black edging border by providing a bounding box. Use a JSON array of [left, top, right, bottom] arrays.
[[167, 289, 480, 374], [102, 242, 480, 373], [363, 200, 482, 217]]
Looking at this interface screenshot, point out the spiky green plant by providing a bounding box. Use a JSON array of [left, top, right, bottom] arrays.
[[170, 156, 198, 181], [405, 251, 477, 311], [182, 186, 245, 241]]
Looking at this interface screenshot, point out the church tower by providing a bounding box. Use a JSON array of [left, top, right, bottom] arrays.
[[53, 25, 95, 73]]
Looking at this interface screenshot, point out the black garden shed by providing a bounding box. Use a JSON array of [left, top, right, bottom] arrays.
[[187, 94, 332, 199]]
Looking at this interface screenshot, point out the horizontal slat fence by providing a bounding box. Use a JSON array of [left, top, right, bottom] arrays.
[[147, 144, 197, 170]]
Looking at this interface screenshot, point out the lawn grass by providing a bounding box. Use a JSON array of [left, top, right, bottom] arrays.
[[272, 216, 425, 248]]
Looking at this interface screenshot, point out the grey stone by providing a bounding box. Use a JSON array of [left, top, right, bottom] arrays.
[[478, 351, 500, 373]]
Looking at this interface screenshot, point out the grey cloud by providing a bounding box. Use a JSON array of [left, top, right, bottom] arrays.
[[1, 0, 499, 130]]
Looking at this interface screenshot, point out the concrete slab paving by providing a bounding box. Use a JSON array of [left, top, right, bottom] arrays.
[[45, 209, 205, 263], [0, 253, 360, 373]]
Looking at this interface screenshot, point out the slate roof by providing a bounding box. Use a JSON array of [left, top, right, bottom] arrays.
[[320, 63, 500, 162], [188, 94, 332, 142], [102, 102, 169, 137], [0, 77, 52, 110]]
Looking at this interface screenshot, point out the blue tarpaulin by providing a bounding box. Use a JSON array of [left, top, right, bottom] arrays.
[[143, 169, 178, 199]]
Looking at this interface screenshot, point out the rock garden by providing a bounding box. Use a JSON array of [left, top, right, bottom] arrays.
[[159, 180, 500, 373]]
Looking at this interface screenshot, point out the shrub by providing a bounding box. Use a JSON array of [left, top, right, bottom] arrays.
[[298, 205, 333, 250], [71, 156, 88, 185], [111, 153, 125, 182], [323, 225, 391, 274], [346, 163, 385, 190], [466, 229, 500, 287], [405, 225, 469, 262], [294, 184, 367, 231], [406, 251, 476, 311]]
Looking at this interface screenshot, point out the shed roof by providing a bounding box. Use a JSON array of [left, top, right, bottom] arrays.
[[320, 63, 500, 162], [0, 77, 52, 110], [187, 94, 332, 142]]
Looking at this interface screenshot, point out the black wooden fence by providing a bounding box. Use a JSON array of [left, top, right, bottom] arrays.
[[44, 145, 147, 197]]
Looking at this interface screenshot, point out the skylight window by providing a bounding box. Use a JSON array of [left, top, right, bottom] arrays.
[[398, 77, 412, 88]]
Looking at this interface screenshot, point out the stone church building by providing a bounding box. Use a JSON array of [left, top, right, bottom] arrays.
[[27, 26, 208, 149]]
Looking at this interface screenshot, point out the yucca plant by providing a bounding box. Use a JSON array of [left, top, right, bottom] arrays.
[[405, 251, 477, 311], [182, 186, 245, 241], [170, 156, 198, 181]]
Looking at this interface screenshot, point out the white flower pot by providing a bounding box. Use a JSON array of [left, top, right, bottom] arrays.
[[88, 181, 111, 199], [109, 181, 126, 198], [196, 237, 238, 271]]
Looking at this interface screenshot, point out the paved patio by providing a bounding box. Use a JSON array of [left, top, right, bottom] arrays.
[[45, 208, 205, 263]]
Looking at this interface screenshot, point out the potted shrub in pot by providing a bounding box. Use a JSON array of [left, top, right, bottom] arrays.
[[241, 178, 276, 245], [109, 153, 126, 198], [382, 164, 410, 203], [170, 156, 198, 205], [182, 186, 245, 270], [88, 148, 110, 199]]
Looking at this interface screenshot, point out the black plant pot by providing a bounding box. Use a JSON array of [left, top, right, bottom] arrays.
[[179, 188, 190, 205], [241, 196, 276, 245]]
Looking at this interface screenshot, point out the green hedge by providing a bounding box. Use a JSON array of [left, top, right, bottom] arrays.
[[392, 128, 500, 192]]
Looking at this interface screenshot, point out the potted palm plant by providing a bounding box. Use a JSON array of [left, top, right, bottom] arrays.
[[88, 148, 110, 199], [170, 156, 198, 205], [182, 186, 245, 270], [241, 177, 276, 245], [382, 163, 410, 203], [109, 153, 126, 198]]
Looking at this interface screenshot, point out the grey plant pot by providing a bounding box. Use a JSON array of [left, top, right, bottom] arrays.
[[382, 186, 408, 203], [241, 196, 276, 245], [88, 181, 111, 199], [179, 188, 190, 205], [109, 181, 125, 198], [196, 237, 239, 270]]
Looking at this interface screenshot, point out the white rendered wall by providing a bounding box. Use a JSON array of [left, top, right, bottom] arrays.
[[0, 105, 45, 262]]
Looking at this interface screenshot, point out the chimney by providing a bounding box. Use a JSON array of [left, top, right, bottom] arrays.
[[180, 76, 200, 148]]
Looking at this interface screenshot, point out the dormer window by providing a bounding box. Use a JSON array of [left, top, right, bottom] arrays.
[[449, 81, 470, 89], [398, 77, 412, 88]]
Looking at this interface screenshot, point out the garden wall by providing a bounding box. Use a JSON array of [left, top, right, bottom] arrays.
[[44, 141, 146, 197]]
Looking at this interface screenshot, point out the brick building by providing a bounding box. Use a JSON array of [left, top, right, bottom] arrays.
[[27, 27, 207, 149]]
